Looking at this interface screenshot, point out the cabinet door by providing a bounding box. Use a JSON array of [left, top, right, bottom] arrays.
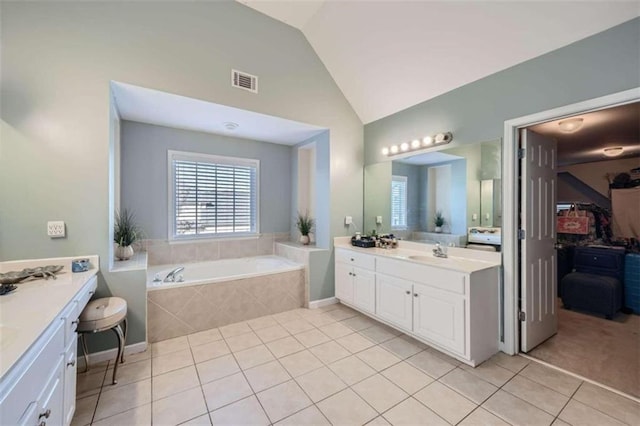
[[352, 268, 376, 314], [335, 262, 354, 304], [63, 337, 77, 426], [376, 274, 413, 331], [38, 359, 64, 426], [413, 283, 466, 355]]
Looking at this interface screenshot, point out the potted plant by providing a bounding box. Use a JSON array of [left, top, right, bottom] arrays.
[[296, 211, 315, 245], [114, 209, 141, 260], [434, 211, 446, 233]]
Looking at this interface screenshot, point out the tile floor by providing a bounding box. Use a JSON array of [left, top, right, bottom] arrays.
[[73, 304, 640, 426]]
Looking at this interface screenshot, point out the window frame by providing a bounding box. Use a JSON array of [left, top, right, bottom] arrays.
[[168, 150, 260, 241], [391, 175, 408, 230]]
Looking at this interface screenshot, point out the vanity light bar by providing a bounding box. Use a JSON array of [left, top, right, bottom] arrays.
[[382, 132, 453, 156]]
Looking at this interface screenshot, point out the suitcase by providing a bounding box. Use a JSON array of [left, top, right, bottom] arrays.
[[624, 253, 640, 314]]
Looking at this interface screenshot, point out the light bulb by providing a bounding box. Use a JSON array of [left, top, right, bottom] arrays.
[[422, 136, 433, 146], [390, 145, 399, 154], [381, 147, 389, 156], [411, 139, 421, 149], [400, 142, 409, 152]]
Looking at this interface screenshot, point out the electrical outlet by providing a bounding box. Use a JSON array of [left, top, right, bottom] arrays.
[[344, 216, 353, 225], [472, 213, 478, 221], [376, 216, 383, 224], [47, 221, 66, 238]]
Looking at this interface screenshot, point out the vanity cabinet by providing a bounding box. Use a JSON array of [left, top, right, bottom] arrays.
[[335, 249, 376, 314], [0, 275, 97, 426], [335, 246, 499, 366]]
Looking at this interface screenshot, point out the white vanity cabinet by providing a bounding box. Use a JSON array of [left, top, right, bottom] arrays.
[[335, 246, 499, 366], [335, 249, 376, 314], [0, 274, 97, 426]]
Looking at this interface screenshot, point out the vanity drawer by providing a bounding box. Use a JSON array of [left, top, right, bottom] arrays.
[[77, 276, 97, 312], [377, 257, 466, 294], [336, 248, 376, 270]]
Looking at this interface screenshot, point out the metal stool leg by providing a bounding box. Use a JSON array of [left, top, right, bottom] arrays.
[[80, 333, 90, 373], [110, 324, 125, 385], [120, 317, 128, 364]]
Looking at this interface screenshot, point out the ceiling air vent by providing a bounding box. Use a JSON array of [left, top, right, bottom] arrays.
[[231, 69, 258, 93]]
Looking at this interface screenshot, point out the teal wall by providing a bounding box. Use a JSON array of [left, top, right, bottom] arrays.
[[365, 18, 640, 165]]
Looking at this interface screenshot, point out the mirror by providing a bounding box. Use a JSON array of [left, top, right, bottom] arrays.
[[363, 139, 501, 245]]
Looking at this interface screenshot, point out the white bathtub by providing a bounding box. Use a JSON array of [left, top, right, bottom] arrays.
[[147, 255, 303, 290]]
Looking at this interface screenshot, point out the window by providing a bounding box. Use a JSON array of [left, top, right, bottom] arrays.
[[391, 175, 408, 230], [169, 150, 259, 239]]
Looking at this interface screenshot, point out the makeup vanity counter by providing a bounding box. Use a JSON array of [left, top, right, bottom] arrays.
[[0, 256, 99, 426], [334, 239, 500, 366]]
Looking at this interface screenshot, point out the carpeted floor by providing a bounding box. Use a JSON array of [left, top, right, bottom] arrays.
[[528, 301, 640, 398]]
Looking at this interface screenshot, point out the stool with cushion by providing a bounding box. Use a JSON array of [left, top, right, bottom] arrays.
[[78, 297, 128, 384]]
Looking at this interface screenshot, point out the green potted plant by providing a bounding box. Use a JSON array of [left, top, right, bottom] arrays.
[[434, 210, 446, 233], [114, 208, 141, 260], [296, 211, 315, 245]]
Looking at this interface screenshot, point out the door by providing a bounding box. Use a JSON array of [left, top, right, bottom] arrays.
[[520, 129, 558, 352], [413, 283, 466, 355], [376, 274, 413, 330], [352, 268, 376, 314], [335, 262, 354, 304]]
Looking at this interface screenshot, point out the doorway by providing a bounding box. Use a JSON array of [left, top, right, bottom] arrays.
[[501, 87, 640, 397]]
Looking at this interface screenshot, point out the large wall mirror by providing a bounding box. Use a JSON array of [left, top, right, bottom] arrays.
[[363, 139, 502, 246]]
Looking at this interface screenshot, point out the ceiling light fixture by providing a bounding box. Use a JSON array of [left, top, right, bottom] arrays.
[[382, 132, 453, 157], [557, 117, 584, 133], [603, 147, 624, 157]]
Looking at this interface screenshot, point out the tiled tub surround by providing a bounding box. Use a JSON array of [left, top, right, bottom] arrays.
[[74, 304, 640, 426], [144, 233, 290, 266], [147, 266, 305, 343]]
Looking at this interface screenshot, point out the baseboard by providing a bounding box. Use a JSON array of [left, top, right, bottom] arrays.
[[309, 297, 338, 309], [78, 341, 148, 369]]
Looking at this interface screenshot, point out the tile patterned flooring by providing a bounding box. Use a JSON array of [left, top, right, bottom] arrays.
[[73, 304, 640, 426]]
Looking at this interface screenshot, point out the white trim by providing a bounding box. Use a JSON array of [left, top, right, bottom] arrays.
[[77, 341, 148, 370], [519, 353, 640, 404], [501, 87, 640, 355], [309, 297, 338, 309]]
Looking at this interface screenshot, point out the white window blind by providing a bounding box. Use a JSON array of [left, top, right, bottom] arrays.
[[169, 151, 259, 238], [391, 175, 408, 229]]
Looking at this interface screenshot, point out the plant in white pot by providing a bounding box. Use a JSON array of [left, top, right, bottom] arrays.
[[114, 209, 141, 261], [434, 211, 446, 233], [296, 211, 315, 245]]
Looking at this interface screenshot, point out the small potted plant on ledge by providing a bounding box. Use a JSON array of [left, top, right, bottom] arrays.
[[296, 211, 315, 245], [114, 208, 141, 261], [434, 211, 446, 233]]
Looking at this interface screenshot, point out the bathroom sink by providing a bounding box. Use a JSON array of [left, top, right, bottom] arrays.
[[408, 255, 442, 263]]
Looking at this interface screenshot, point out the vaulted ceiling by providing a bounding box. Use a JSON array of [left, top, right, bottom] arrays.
[[238, 1, 639, 124]]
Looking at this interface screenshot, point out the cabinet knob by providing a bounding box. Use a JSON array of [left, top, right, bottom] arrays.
[[67, 360, 76, 367], [350, 258, 354, 261], [39, 409, 51, 419], [348, 272, 353, 276], [414, 293, 419, 297], [72, 319, 80, 325], [405, 290, 411, 295], [39, 422, 46, 426]]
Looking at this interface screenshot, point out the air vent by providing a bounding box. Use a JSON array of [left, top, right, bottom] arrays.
[[231, 69, 258, 93]]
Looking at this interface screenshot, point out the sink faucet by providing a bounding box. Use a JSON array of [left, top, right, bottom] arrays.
[[164, 266, 184, 282], [433, 243, 448, 258]]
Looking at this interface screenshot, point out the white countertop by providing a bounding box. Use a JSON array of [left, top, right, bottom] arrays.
[[334, 238, 500, 274], [0, 255, 99, 381]]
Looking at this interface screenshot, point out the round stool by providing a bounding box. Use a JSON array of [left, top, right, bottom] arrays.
[[78, 297, 128, 385]]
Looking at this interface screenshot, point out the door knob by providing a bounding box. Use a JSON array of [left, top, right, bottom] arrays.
[[67, 360, 76, 367], [405, 290, 411, 295], [414, 293, 419, 297]]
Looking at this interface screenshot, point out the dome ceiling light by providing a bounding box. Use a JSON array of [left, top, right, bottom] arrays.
[[603, 147, 624, 157], [557, 117, 584, 133]]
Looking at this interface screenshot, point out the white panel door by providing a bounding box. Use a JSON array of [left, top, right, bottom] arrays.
[[353, 268, 376, 314], [413, 283, 466, 355], [520, 129, 558, 352], [376, 274, 413, 330], [335, 263, 354, 304]]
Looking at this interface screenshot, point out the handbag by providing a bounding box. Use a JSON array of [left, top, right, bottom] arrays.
[[557, 204, 590, 235]]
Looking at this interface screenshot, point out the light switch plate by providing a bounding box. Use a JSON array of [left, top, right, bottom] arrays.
[[47, 221, 66, 238], [376, 216, 383, 224], [344, 216, 353, 225]]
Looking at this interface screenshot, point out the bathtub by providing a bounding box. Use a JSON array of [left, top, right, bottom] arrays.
[[146, 255, 306, 342], [147, 255, 303, 290]]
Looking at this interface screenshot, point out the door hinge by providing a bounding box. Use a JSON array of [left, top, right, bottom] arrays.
[[518, 229, 526, 240], [518, 311, 526, 321], [518, 148, 525, 159]]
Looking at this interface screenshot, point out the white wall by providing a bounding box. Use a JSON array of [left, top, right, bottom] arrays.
[[0, 2, 362, 348]]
